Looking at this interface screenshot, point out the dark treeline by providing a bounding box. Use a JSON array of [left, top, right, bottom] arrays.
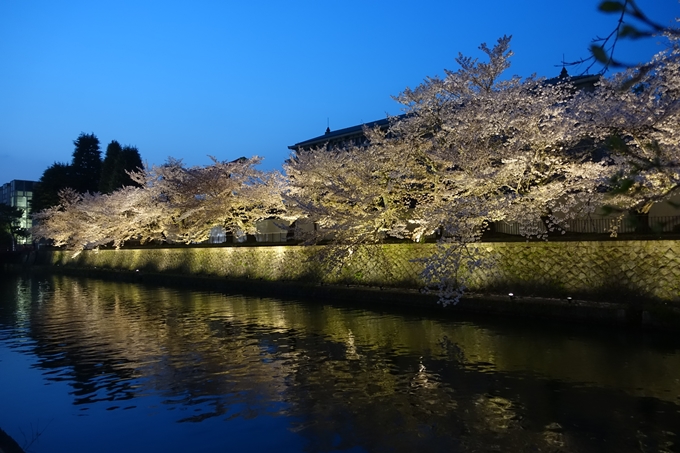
[[32, 133, 143, 213]]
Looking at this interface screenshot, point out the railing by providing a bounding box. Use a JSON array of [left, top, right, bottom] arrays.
[[494, 215, 680, 236]]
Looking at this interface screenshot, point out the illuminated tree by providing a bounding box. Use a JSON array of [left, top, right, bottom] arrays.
[[581, 38, 680, 215], [287, 33, 680, 302], [33, 156, 289, 250], [132, 156, 289, 244], [284, 130, 429, 246]]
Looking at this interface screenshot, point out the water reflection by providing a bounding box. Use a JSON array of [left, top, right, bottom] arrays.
[[1, 274, 680, 452]]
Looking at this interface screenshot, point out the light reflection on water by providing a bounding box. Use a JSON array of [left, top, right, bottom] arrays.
[[1, 274, 680, 453]]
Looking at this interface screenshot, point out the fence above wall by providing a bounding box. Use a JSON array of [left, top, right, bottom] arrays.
[[493, 215, 680, 237]]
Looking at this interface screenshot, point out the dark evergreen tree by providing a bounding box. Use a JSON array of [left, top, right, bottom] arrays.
[[112, 145, 144, 189], [99, 140, 123, 193], [100, 143, 143, 193], [71, 133, 102, 193], [31, 162, 72, 213]]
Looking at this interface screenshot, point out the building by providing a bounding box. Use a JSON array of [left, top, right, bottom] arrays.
[[1, 179, 37, 244]]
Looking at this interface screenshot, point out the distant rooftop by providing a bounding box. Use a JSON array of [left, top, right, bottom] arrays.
[[288, 117, 392, 151], [289, 70, 600, 151]]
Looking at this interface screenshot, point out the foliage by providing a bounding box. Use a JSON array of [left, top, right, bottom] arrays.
[[33, 135, 142, 213], [33, 133, 100, 214], [31, 162, 72, 214], [100, 141, 144, 193], [113, 146, 144, 189], [99, 140, 123, 193], [33, 156, 289, 250], [71, 133, 102, 193], [580, 38, 680, 215], [392, 36, 611, 239], [285, 130, 425, 246], [0, 204, 29, 250]]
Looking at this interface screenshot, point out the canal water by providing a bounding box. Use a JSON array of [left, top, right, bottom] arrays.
[[1, 274, 679, 453]]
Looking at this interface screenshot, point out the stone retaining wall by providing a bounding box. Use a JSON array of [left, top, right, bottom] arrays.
[[40, 240, 680, 303]]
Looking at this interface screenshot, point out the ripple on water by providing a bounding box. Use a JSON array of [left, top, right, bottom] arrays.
[[1, 275, 680, 453]]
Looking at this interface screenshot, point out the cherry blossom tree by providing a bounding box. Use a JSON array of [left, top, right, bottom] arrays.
[[579, 36, 680, 219], [135, 156, 289, 244], [33, 156, 289, 251], [284, 128, 432, 246], [286, 33, 679, 303], [32, 188, 107, 251], [288, 37, 617, 246]]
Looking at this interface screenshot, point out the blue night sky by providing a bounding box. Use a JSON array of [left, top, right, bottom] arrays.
[[1, 0, 678, 185]]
